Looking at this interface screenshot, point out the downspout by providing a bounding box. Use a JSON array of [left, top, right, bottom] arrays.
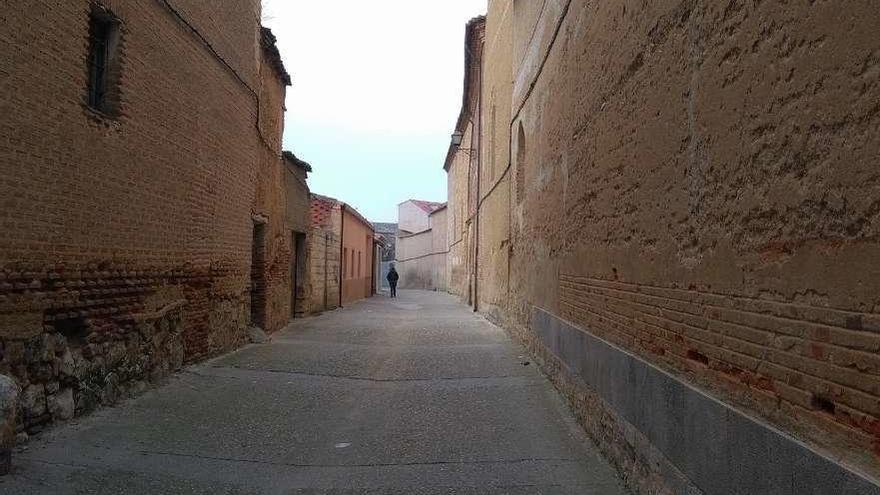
[[339, 203, 346, 308], [323, 233, 329, 310], [473, 40, 484, 313]]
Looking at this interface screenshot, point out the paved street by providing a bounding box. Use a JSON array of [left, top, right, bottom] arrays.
[[1, 291, 627, 494]]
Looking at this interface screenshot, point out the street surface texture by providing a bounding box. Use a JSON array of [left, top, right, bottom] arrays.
[[2, 291, 627, 494]]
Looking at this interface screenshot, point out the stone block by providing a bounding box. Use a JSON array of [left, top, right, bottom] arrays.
[[20, 384, 45, 419], [248, 326, 271, 344], [47, 388, 74, 421], [0, 374, 19, 475]]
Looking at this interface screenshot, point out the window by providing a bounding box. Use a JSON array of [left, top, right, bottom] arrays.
[[357, 251, 362, 278], [343, 248, 348, 278], [87, 7, 121, 114]]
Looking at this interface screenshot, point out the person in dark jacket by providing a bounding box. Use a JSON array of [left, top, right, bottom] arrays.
[[386, 266, 399, 298]]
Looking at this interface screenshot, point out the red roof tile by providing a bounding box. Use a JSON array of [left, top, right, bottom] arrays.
[[408, 199, 447, 214]]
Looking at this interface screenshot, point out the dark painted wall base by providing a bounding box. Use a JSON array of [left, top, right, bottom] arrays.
[[532, 308, 880, 495]]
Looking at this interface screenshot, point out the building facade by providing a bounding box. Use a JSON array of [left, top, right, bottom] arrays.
[[307, 194, 342, 314], [447, 1, 880, 493], [373, 222, 398, 290], [340, 205, 376, 305], [445, 17, 485, 305], [283, 152, 312, 318], [397, 199, 445, 235], [395, 200, 448, 291], [306, 195, 376, 312], [0, 1, 301, 433]]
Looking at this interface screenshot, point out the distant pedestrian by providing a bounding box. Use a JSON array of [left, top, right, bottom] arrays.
[[387, 266, 399, 298]]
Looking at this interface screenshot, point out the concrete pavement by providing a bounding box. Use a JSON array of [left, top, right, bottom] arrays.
[[1, 290, 627, 494]]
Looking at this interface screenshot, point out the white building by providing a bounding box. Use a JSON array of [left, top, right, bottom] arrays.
[[395, 200, 448, 291]]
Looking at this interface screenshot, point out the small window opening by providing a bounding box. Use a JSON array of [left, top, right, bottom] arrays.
[[686, 349, 709, 366], [87, 7, 121, 114], [811, 395, 836, 415], [53, 316, 89, 346]]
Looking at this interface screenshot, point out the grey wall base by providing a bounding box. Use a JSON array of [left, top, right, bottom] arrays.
[[532, 308, 880, 495]]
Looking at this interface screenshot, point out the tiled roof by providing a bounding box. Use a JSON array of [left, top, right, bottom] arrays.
[[407, 199, 446, 214], [309, 194, 374, 232]]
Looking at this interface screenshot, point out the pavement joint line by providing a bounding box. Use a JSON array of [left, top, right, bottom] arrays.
[[189, 368, 536, 383], [265, 339, 512, 349], [29, 447, 583, 470]]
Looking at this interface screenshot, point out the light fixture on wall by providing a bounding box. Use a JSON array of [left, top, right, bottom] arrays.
[[451, 131, 476, 155]]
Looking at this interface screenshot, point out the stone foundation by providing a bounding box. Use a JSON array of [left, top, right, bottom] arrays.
[[0, 265, 192, 435], [0, 375, 17, 475]]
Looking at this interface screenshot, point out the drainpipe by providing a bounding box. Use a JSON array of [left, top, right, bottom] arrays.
[[339, 203, 345, 308], [473, 42, 484, 313], [323, 233, 329, 310]]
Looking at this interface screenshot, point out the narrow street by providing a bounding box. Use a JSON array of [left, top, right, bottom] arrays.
[[2, 291, 627, 494]]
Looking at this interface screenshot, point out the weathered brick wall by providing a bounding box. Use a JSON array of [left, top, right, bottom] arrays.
[[445, 17, 484, 306], [254, 40, 293, 334], [499, 0, 880, 483], [285, 161, 311, 316], [307, 197, 341, 313], [285, 166, 311, 235], [162, 0, 261, 89], [477, 0, 514, 318], [0, 0, 287, 433], [446, 125, 472, 300]]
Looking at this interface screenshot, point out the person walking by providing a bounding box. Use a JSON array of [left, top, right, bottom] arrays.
[[386, 265, 399, 298]]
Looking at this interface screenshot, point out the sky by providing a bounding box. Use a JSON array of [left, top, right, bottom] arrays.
[[261, 1, 487, 223]]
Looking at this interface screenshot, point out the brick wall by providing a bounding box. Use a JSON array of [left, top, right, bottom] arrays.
[[446, 125, 471, 300], [284, 159, 311, 317], [253, 35, 292, 335], [444, 17, 484, 306], [476, 0, 514, 319], [462, 0, 880, 488], [307, 196, 341, 313], [0, 0, 290, 432]]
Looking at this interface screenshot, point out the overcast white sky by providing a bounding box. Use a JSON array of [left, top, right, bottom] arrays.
[[262, 1, 487, 222]]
